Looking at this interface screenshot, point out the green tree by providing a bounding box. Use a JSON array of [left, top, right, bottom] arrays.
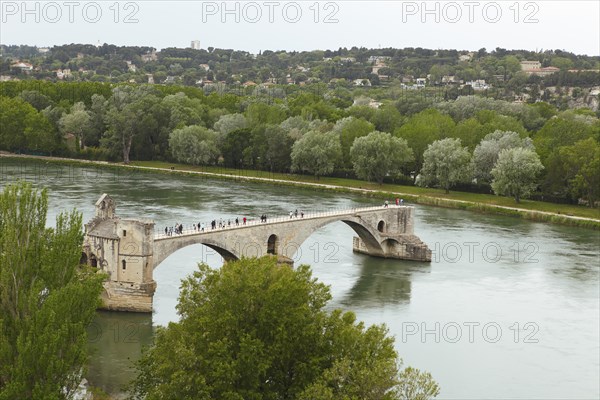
[[0, 96, 55, 153], [59, 102, 91, 149], [397, 367, 441, 400], [169, 125, 220, 165], [533, 114, 598, 163], [102, 86, 162, 163], [559, 138, 600, 207], [86, 94, 108, 148], [0, 182, 104, 399], [472, 130, 533, 184], [213, 113, 248, 135], [491, 147, 544, 203], [18, 90, 53, 111], [291, 131, 342, 179], [451, 110, 527, 150], [161, 92, 206, 131], [372, 105, 404, 134], [418, 138, 471, 193], [131, 257, 440, 400], [350, 131, 414, 184], [280, 116, 310, 140], [258, 125, 294, 172], [551, 56, 574, 70], [395, 109, 455, 169], [333, 116, 375, 168], [246, 102, 288, 127], [502, 55, 522, 76]]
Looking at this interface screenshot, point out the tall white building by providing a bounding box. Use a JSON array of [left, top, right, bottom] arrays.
[[191, 40, 201, 50]]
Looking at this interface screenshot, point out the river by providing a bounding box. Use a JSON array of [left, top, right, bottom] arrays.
[[1, 158, 598, 399]]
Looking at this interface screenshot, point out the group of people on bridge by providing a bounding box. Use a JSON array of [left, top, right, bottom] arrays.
[[289, 209, 304, 218], [163, 216, 251, 237], [384, 198, 404, 208], [161, 201, 403, 237]]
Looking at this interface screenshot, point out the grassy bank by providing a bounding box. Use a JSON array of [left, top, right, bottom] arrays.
[[2, 153, 599, 229]]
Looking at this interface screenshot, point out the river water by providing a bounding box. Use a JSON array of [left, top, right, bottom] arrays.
[[1, 158, 598, 399]]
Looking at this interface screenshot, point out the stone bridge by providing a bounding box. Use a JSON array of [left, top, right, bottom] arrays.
[[83, 194, 431, 312]]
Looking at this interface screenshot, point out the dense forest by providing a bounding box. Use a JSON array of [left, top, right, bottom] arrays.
[[1, 77, 598, 207]]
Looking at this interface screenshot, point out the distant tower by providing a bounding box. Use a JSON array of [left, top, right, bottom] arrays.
[[191, 40, 201, 50]]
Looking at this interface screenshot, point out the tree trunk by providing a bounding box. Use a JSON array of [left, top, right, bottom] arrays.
[[122, 136, 132, 164], [515, 194, 520, 203]]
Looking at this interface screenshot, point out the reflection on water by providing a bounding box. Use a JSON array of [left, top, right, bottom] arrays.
[[343, 255, 431, 306], [86, 311, 153, 395]]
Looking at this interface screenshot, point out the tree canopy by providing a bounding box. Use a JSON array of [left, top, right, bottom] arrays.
[[491, 147, 544, 203], [418, 138, 471, 193], [472, 130, 533, 184], [350, 131, 414, 184], [0, 182, 104, 399], [131, 256, 440, 400], [169, 125, 220, 166], [291, 131, 342, 178]]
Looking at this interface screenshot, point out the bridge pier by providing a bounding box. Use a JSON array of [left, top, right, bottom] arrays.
[[83, 194, 157, 313], [101, 280, 157, 313], [352, 235, 432, 261]]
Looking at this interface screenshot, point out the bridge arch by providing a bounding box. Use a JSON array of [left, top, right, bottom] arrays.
[[267, 234, 278, 255], [153, 236, 239, 270], [280, 216, 386, 259]]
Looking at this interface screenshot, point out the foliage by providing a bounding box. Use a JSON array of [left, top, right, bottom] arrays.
[[395, 109, 455, 169], [249, 124, 294, 172], [533, 113, 599, 163], [472, 130, 533, 184], [418, 138, 471, 193], [169, 125, 220, 165], [1, 72, 599, 206], [213, 113, 247, 135], [131, 257, 440, 400], [0, 96, 56, 153], [397, 367, 441, 400], [350, 131, 414, 184], [59, 102, 91, 149], [559, 138, 600, 206], [0, 182, 104, 399], [435, 96, 544, 131], [452, 110, 527, 150], [491, 147, 544, 202], [333, 116, 375, 167], [291, 131, 342, 178]]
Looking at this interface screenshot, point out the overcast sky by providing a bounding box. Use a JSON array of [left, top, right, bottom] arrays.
[[1, 1, 599, 55]]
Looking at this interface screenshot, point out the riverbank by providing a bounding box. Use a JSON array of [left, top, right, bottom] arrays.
[[2, 152, 599, 229]]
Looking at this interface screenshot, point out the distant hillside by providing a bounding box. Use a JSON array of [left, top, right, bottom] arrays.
[[1, 43, 599, 109]]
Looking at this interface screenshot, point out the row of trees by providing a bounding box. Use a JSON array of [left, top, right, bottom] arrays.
[[1, 81, 598, 205], [417, 134, 544, 203]]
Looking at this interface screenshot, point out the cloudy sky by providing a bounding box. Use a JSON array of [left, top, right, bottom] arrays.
[[1, 0, 599, 55]]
